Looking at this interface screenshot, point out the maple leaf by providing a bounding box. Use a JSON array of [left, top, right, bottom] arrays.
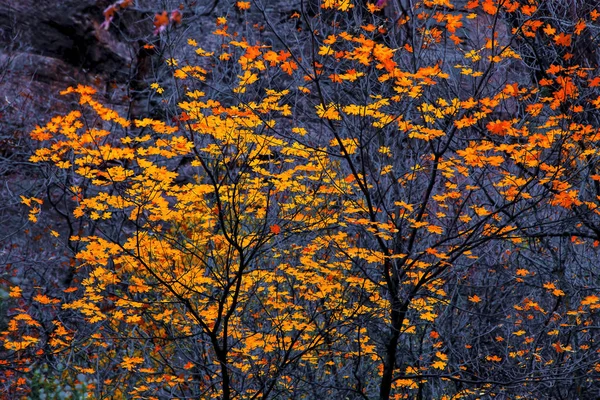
[[427, 225, 443, 234], [552, 342, 572, 353], [419, 311, 437, 322], [468, 295, 481, 303], [553, 33, 572, 47], [183, 361, 195, 370], [574, 19, 586, 35], [585, 77, 600, 90], [238, 70, 259, 86], [281, 61, 298, 75], [9, 286, 22, 298], [526, 103, 543, 116], [170, 10, 182, 25], [546, 64, 562, 75], [236, 1, 251, 10], [543, 24, 556, 36], [120, 356, 144, 371], [487, 120, 512, 135], [316, 103, 341, 120], [431, 360, 446, 370], [153, 11, 169, 35], [581, 295, 600, 305], [466, 0, 479, 9], [482, 0, 498, 15], [33, 294, 59, 305], [521, 4, 536, 15], [445, 14, 463, 33]]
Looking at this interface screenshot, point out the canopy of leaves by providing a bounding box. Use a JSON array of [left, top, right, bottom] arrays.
[[3, 0, 600, 399]]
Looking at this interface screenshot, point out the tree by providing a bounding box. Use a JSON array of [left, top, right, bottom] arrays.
[[3, 0, 600, 399]]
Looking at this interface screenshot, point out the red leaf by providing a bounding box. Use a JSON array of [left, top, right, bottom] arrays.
[[103, 4, 117, 19], [153, 11, 169, 35], [589, 77, 600, 87], [170, 10, 182, 25], [117, 0, 133, 8]]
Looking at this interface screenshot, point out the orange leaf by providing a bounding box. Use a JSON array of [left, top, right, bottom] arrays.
[[574, 19, 586, 35], [482, 0, 498, 15], [244, 46, 261, 61], [468, 295, 481, 303], [183, 361, 195, 370], [521, 4, 536, 15], [154, 11, 169, 35], [170, 10, 182, 25], [236, 1, 251, 10], [589, 77, 600, 87], [445, 14, 462, 33], [543, 24, 556, 36], [465, 0, 479, 9], [277, 50, 291, 62], [581, 295, 599, 305], [546, 64, 562, 75], [553, 33, 572, 47], [281, 61, 298, 75], [552, 342, 565, 353], [487, 120, 512, 135], [270, 224, 281, 235], [427, 225, 443, 234], [104, 4, 117, 19]]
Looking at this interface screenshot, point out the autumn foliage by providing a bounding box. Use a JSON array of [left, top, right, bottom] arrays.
[[3, 0, 600, 399]]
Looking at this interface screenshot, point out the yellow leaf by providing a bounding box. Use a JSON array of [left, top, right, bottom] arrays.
[[427, 225, 443, 234], [9, 286, 22, 298], [431, 360, 446, 370], [420, 311, 437, 322], [316, 103, 341, 120], [120, 356, 145, 371]]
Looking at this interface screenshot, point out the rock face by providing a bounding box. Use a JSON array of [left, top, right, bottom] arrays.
[[1, 0, 132, 77]]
